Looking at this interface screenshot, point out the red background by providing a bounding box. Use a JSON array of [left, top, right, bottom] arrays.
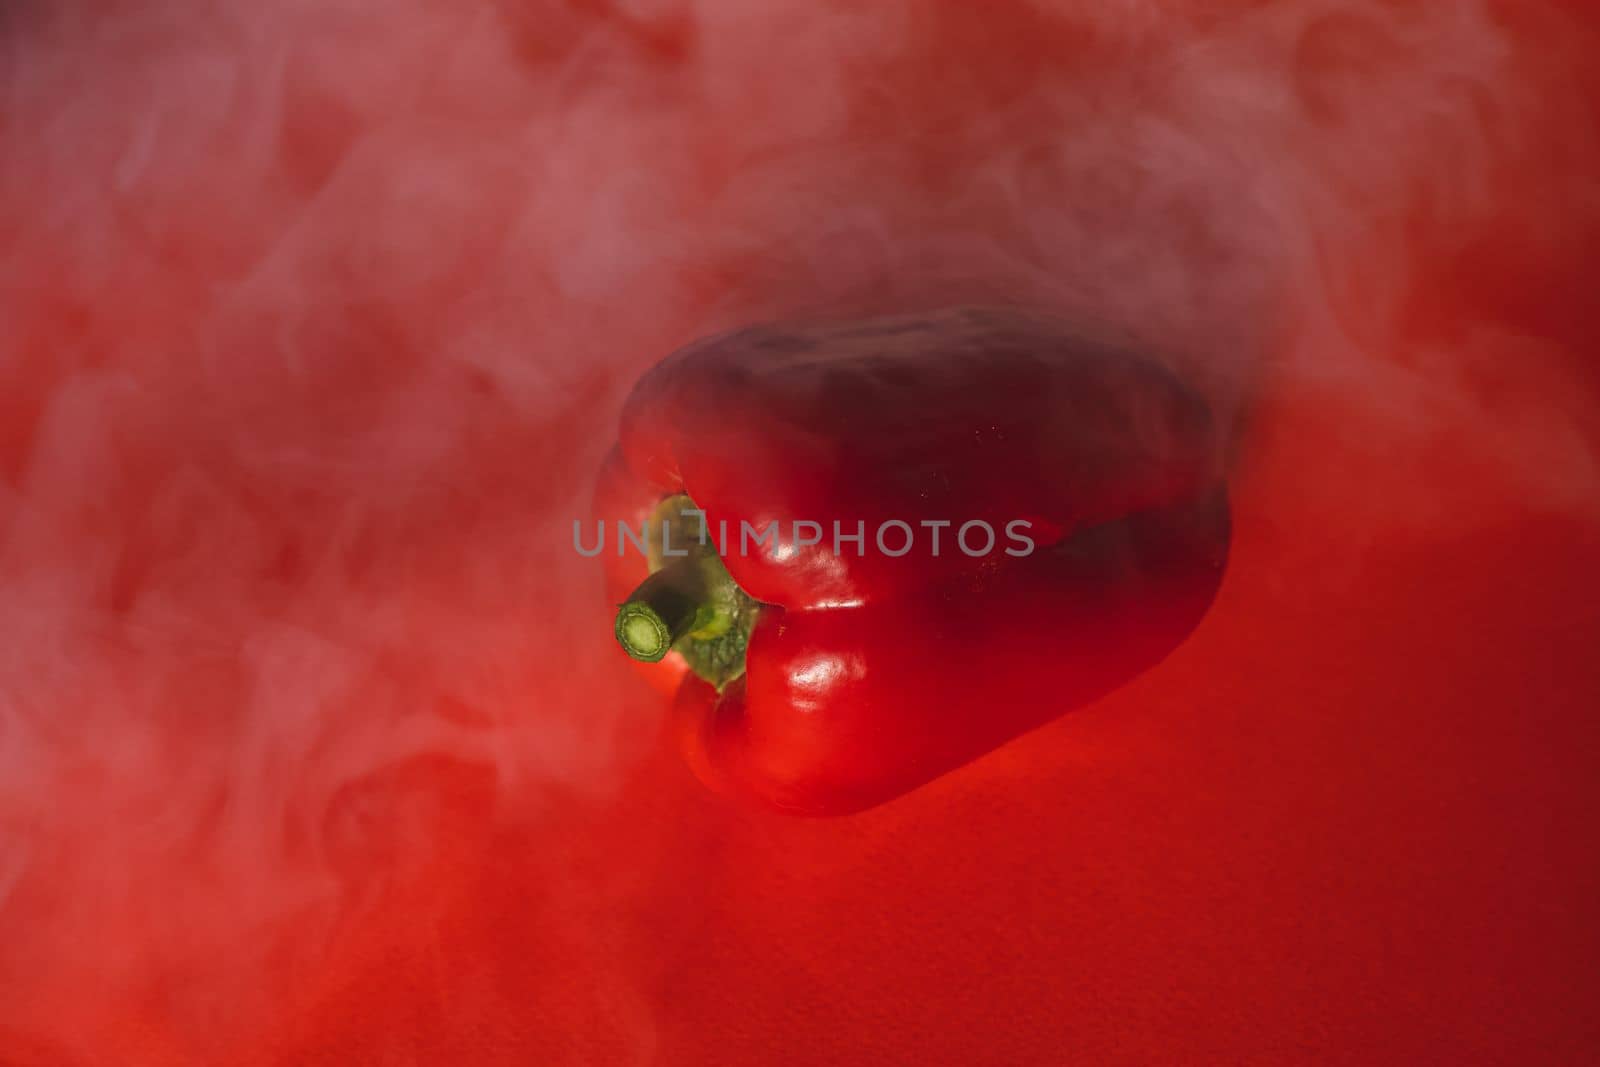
[[1, 1, 1597, 1063]]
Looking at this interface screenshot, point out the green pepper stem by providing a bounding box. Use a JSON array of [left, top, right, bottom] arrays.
[[614, 557, 705, 662]]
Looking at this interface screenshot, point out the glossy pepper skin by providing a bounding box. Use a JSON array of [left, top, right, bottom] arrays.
[[597, 307, 1230, 816]]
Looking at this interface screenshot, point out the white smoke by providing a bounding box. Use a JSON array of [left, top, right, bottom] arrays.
[[0, 0, 1593, 1061]]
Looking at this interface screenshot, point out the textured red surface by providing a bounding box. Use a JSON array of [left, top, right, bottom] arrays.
[[270, 390, 1600, 1066], [1, 1, 1597, 1064]]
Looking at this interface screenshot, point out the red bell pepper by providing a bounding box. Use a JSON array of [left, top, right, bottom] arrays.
[[595, 307, 1229, 815]]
